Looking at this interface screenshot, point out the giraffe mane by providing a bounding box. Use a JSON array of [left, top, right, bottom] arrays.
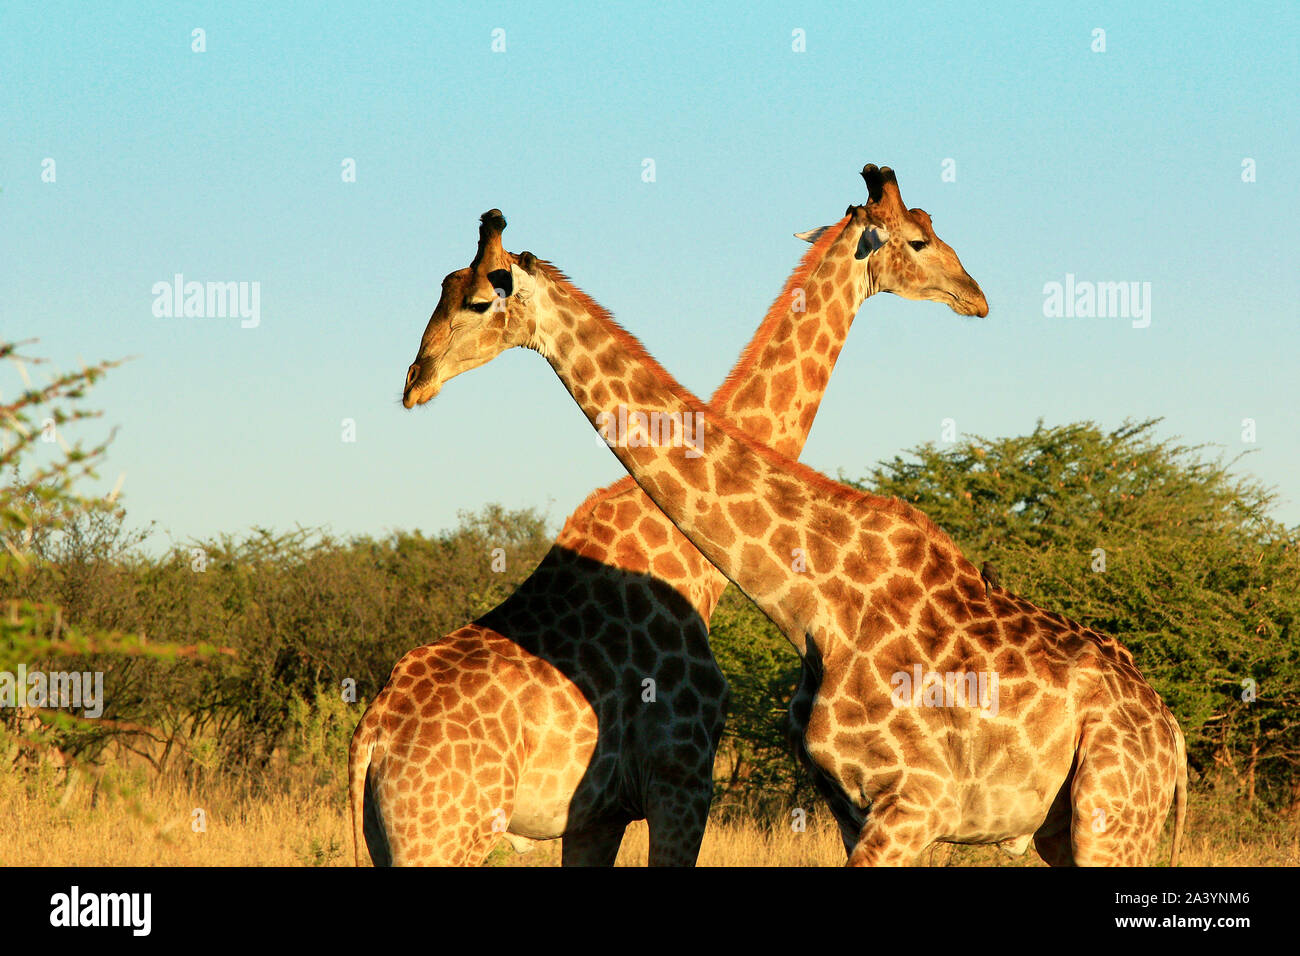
[[531, 256, 964, 561], [531, 258, 685, 395], [709, 213, 853, 406], [556, 476, 637, 532], [548, 216, 853, 532]]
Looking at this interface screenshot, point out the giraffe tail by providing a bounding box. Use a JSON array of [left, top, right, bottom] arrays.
[[1170, 719, 1189, 867], [348, 708, 380, 867]]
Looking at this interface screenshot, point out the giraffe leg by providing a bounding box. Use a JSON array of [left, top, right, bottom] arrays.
[[644, 775, 711, 866], [825, 797, 868, 858], [1033, 814, 1076, 866], [387, 803, 511, 865], [360, 767, 393, 867], [374, 753, 517, 866], [561, 820, 628, 866], [408, 792, 516, 866], [1033, 763, 1078, 867], [845, 794, 937, 867], [835, 819, 863, 858], [1067, 725, 1171, 866]]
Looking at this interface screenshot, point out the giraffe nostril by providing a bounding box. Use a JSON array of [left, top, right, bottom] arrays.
[[406, 363, 420, 387]]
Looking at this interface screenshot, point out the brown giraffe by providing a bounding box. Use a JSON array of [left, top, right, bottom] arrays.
[[400, 187, 1189, 866], [351, 166, 988, 866]]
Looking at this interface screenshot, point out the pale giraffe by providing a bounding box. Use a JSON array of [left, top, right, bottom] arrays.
[[351, 166, 988, 866], [401, 185, 1189, 866]]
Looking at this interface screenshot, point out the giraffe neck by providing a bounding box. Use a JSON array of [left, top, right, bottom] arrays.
[[705, 212, 872, 459], [550, 211, 875, 617], [525, 262, 919, 655]]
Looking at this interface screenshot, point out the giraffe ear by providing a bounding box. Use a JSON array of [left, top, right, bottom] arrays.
[[486, 268, 513, 298], [794, 225, 831, 244], [856, 225, 890, 258], [505, 261, 536, 298]]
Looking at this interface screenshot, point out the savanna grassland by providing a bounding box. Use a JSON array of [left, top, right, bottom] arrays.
[[3, 346, 1298, 867], [3, 752, 1295, 866]]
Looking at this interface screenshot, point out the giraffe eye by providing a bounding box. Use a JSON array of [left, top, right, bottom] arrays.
[[909, 240, 929, 252], [466, 301, 493, 314]]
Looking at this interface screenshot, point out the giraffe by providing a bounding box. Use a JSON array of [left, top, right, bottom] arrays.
[[399, 188, 1189, 866], [351, 166, 988, 866]]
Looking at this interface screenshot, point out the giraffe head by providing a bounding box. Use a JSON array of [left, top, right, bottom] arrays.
[[799, 165, 987, 317], [403, 209, 538, 407]]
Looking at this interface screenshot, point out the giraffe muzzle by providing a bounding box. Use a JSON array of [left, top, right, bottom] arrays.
[[951, 280, 989, 317], [402, 362, 440, 407]]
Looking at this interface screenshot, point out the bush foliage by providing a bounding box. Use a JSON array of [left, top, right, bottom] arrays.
[[4, 344, 1296, 817]]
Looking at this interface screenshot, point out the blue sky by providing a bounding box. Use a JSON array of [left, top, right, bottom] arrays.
[[3, 1, 1297, 551]]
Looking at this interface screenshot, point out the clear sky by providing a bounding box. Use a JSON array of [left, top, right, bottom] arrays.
[[3, 1, 1297, 552]]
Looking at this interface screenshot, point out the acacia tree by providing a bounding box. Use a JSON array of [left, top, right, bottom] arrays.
[[0, 341, 207, 765]]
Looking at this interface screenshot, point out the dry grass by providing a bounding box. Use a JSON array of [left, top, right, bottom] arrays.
[[3, 759, 1295, 867], [491, 809, 1298, 867], [1, 763, 352, 867]]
